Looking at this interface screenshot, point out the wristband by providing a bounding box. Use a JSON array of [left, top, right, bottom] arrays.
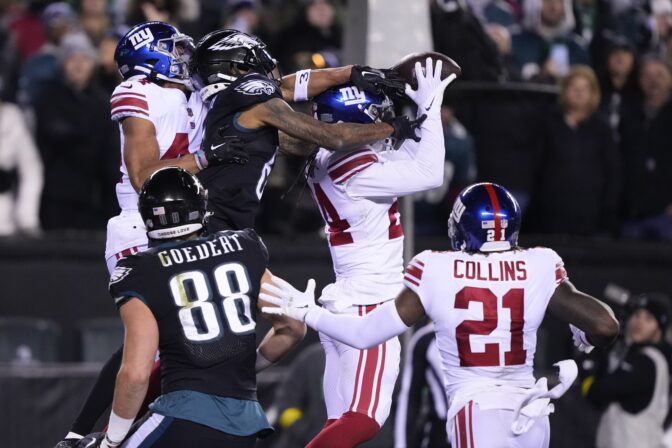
[[293, 69, 311, 102], [255, 349, 274, 373], [106, 410, 134, 446], [194, 149, 208, 170]]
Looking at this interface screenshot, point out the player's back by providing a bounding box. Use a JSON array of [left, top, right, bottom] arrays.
[[111, 76, 206, 211], [196, 73, 281, 231], [109, 228, 268, 401], [404, 247, 567, 400], [307, 147, 404, 295]]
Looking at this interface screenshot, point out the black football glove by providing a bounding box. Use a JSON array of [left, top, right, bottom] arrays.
[[350, 65, 406, 99], [74, 432, 106, 448], [53, 438, 82, 448], [382, 114, 427, 143], [204, 136, 249, 166]]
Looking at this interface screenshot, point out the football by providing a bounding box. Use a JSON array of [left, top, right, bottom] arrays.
[[390, 51, 462, 89]]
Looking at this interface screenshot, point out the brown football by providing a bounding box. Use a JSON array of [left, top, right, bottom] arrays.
[[390, 51, 462, 89]]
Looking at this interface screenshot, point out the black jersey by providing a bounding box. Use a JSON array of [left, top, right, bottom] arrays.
[[108, 229, 268, 401], [197, 73, 282, 232]]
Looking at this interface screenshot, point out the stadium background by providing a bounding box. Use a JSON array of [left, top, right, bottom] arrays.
[[0, 0, 672, 446]]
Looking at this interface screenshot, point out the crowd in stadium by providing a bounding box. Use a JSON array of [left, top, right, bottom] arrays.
[[0, 0, 670, 239]]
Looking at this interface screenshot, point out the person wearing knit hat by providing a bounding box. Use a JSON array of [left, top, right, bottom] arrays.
[[19, 2, 78, 105], [583, 292, 672, 448]]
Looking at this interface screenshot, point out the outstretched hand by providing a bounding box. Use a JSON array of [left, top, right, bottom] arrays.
[[404, 58, 457, 115], [260, 276, 317, 322]]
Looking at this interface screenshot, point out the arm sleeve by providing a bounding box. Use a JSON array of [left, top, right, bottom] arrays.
[[547, 249, 569, 286], [403, 251, 431, 313], [110, 81, 155, 123], [109, 257, 148, 308], [345, 113, 446, 199], [305, 300, 409, 350]]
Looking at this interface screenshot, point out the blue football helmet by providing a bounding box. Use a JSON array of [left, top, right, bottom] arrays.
[[313, 83, 393, 125], [114, 21, 194, 85], [448, 182, 521, 252]]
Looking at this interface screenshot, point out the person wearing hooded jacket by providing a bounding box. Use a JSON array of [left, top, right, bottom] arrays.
[[583, 292, 672, 448], [511, 0, 590, 82]]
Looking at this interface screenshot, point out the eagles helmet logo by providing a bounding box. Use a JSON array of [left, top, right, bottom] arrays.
[[208, 34, 258, 51], [109, 266, 133, 285], [235, 79, 277, 96]]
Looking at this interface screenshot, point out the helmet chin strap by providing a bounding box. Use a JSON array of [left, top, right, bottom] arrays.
[[199, 73, 238, 101]]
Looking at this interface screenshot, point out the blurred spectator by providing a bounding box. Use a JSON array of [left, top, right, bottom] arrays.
[[650, 0, 672, 55], [34, 33, 119, 230], [270, 343, 327, 448], [126, 0, 180, 26], [534, 66, 620, 235], [573, 0, 604, 43], [620, 56, 672, 239], [78, 0, 112, 45], [0, 25, 21, 102], [0, 101, 43, 236], [583, 293, 671, 448], [96, 30, 123, 94], [19, 2, 76, 105], [430, 0, 504, 81], [485, 23, 522, 80], [224, 0, 262, 35], [393, 323, 449, 448], [7, 1, 46, 62], [466, 0, 517, 26], [414, 106, 476, 235], [276, 0, 342, 72], [597, 37, 639, 140], [512, 0, 590, 82]]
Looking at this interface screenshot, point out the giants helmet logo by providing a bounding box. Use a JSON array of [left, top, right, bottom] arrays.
[[235, 79, 277, 96], [129, 28, 154, 50]]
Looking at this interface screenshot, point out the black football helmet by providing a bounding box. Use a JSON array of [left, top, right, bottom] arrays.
[[138, 167, 208, 240], [191, 29, 279, 100]]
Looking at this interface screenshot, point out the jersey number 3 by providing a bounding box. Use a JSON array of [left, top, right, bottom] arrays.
[[455, 286, 526, 367], [169, 263, 256, 342]]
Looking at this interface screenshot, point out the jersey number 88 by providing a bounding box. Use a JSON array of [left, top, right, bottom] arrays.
[[169, 263, 256, 342]]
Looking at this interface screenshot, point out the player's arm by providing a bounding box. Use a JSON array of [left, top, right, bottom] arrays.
[[255, 270, 307, 371], [280, 65, 406, 103], [278, 131, 318, 157], [122, 117, 200, 192], [260, 276, 425, 350], [345, 59, 456, 199], [104, 298, 159, 446], [345, 113, 444, 198], [547, 281, 619, 347], [279, 66, 351, 102], [238, 97, 397, 152]]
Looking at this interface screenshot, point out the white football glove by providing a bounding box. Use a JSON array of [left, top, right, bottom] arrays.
[[404, 58, 457, 116], [260, 276, 317, 322], [569, 324, 594, 353]]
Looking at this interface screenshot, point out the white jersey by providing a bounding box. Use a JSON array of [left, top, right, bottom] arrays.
[[403, 247, 568, 402], [306, 112, 446, 308], [110, 75, 207, 211]]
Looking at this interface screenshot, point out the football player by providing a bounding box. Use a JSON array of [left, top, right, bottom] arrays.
[[191, 29, 422, 232], [261, 182, 620, 448], [270, 58, 453, 447], [57, 21, 402, 447], [80, 167, 306, 448]]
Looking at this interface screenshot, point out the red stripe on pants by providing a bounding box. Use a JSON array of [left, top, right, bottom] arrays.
[[458, 406, 468, 448]]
